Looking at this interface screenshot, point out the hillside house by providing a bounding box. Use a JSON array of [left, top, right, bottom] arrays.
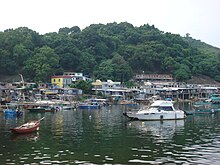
[[51, 75, 72, 88]]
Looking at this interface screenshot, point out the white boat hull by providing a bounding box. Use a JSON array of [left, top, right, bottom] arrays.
[[135, 111, 185, 121], [124, 111, 185, 120]]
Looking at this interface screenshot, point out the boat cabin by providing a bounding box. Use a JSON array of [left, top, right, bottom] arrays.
[[150, 100, 175, 111]]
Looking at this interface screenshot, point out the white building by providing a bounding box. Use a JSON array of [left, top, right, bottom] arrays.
[[63, 72, 91, 82], [92, 80, 139, 100]]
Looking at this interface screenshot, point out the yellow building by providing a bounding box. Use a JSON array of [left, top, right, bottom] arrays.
[[51, 75, 72, 88]]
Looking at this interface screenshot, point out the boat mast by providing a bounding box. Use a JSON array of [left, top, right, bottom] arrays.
[[19, 74, 25, 101]]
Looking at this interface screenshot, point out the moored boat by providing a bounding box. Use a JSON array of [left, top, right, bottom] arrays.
[[185, 101, 220, 115], [184, 109, 219, 115], [10, 117, 45, 134], [184, 108, 220, 115], [210, 94, 220, 103], [59, 101, 76, 110], [77, 100, 101, 109], [3, 108, 23, 117], [28, 105, 57, 113], [123, 100, 185, 121], [193, 101, 212, 107]]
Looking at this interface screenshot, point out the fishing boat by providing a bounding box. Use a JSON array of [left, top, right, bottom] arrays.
[[184, 104, 220, 115], [27, 105, 57, 113], [123, 100, 185, 121], [193, 101, 212, 107], [184, 108, 220, 115], [185, 101, 220, 115], [3, 108, 23, 117], [59, 101, 75, 110], [210, 94, 220, 103], [77, 100, 101, 109], [10, 117, 45, 134]]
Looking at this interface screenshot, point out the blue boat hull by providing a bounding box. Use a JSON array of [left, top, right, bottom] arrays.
[[3, 109, 23, 117], [78, 105, 100, 109]]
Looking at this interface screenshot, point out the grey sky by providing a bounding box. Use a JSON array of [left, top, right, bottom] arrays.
[[1, 0, 220, 48]]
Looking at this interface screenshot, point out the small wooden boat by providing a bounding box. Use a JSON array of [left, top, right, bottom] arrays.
[[10, 117, 45, 134]]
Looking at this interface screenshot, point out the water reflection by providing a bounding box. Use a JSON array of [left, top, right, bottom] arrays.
[[0, 105, 220, 164], [127, 115, 220, 164], [10, 132, 39, 141], [128, 120, 184, 142]]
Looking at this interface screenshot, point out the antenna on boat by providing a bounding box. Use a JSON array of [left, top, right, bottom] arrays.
[[38, 117, 45, 122]]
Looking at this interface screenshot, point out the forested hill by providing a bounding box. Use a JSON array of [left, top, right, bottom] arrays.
[[183, 36, 220, 58], [0, 22, 220, 83]]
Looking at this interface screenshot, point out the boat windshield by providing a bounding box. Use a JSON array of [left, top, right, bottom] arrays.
[[158, 106, 174, 111]]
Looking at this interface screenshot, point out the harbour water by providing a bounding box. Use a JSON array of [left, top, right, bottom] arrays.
[[0, 104, 220, 164]]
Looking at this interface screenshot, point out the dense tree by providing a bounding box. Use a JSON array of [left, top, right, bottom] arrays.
[[0, 49, 17, 74], [94, 59, 115, 81], [79, 51, 97, 74], [94, 53, 132, 82], [111, 53, 133, 82], [0, 23, 220, 82], [13, 44, 30, 67], [174, 64, 192, 81], [70, 80, 93, 94], [23, 46, 60, 82]]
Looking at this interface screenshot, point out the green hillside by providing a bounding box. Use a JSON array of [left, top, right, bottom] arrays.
[[184, 36, 220, 57], [0, 22, 220, 83]]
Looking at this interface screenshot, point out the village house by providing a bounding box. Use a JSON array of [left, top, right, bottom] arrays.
[[63, 72, 91, 82], [135, 74, 220, 101], [135, 74, 174, 84], [51, 72, 91, 88], [92, 80, 139, 101], [51, 75, 73, 88]]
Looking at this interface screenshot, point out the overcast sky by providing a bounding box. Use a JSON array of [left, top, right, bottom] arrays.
[[1, 0, 220, 48]]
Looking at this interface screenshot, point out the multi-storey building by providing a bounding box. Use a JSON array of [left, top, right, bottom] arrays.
[[51, 72, 91, 88]]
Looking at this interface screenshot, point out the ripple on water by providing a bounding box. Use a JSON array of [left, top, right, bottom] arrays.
[[129, 159, 161, 164], [39, 160, 52, 164], [105, 155, 113, 161], [74, 160, 89, 164], [1, 105, 220, 164]]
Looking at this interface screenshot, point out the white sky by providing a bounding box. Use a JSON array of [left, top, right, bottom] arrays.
[[1, 0, 220, 48]]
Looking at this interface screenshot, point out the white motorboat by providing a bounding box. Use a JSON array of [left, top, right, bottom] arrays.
[[123, 100, 186, 121]]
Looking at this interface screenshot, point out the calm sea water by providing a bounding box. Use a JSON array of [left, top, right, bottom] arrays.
[[0, 103, 220, 164]]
